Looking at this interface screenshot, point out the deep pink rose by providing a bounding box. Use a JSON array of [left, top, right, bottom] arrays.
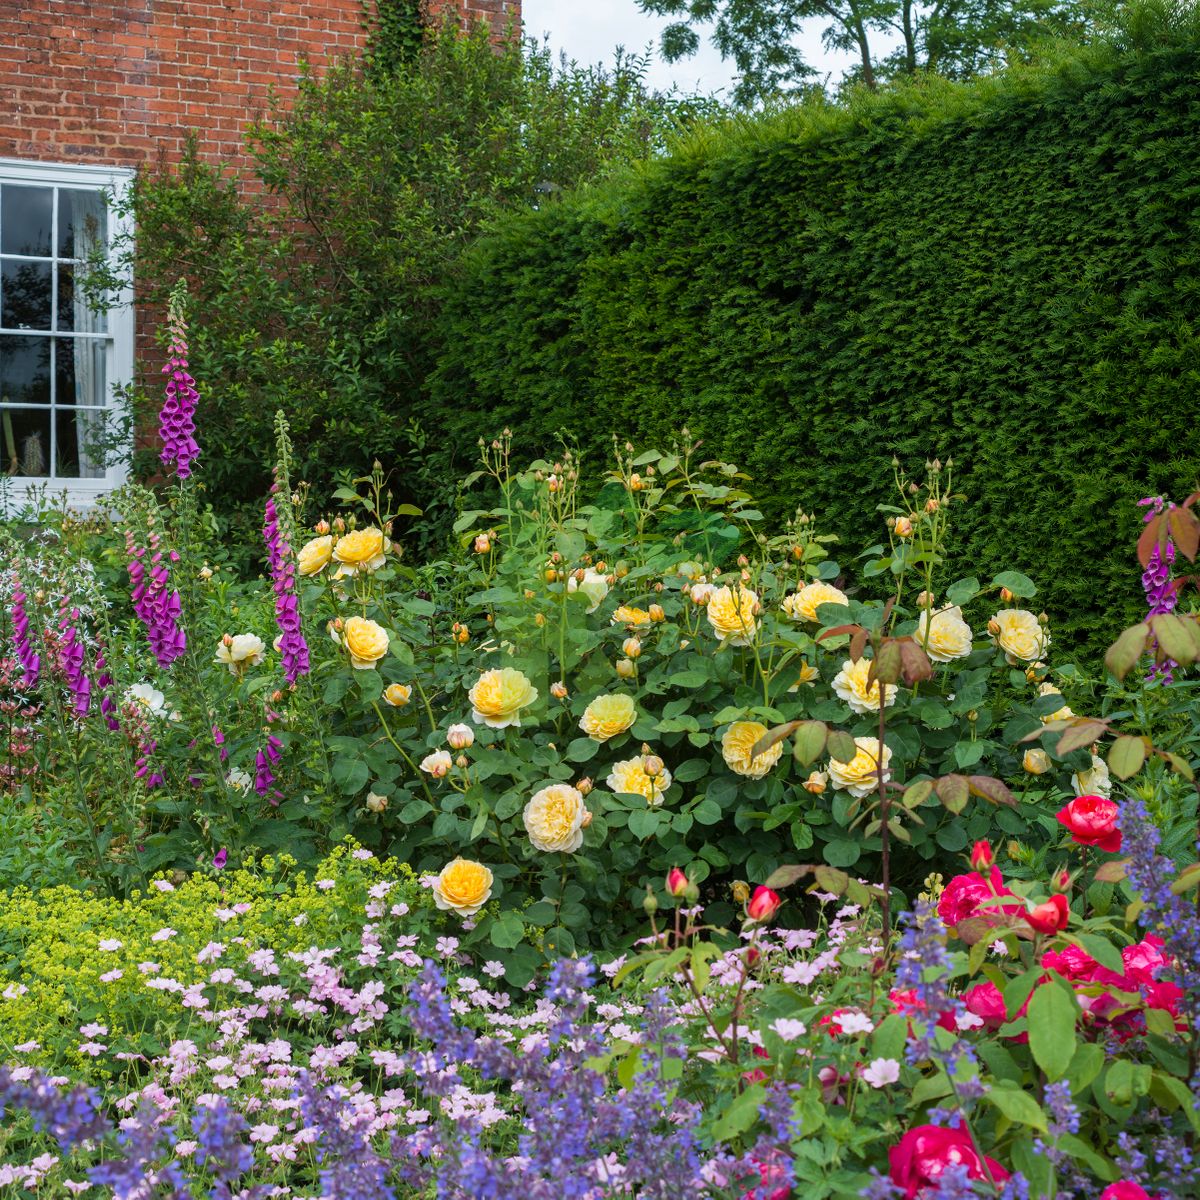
[[1099, 1183, 1153, 1200], [1056, 794, 1122, 852], [889, 1125, 1010, 1199], [963, 982, 1007, 1030], [890, 987, 958, 1032], [1042, 943, 1125, 987], [1122, 936, 1168, 985], [937, 867, 1020, 928], [740, 1152, 790, 1200]]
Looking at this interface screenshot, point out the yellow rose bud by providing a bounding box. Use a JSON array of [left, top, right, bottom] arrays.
[[731, 880, 751, 904], [342, 617, 389, 670], [365, 791, 388, 813], [1000, 587, 1015, 603], [535, 613, 546, 627], [577, 777, 594, 797], [580, 809, 593, 829], [545, 568, 558, 583], [803, 770, 828, 795], [642, 754, 665, 777], [649, 603, 665, 622], [623, 637, 642, 659], [924, 497, 940, 514], [894, 516, 914, 538], [1023, 749, 1051, 775], [384, 683, 412, 707], [615, 657, 635, 678], [314, 519, 330, 535], [550, 681, 569, 700]]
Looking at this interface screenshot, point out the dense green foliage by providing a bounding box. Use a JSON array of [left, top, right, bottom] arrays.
[[113, 25, 713, 557], [431, 11, 1200, 658]]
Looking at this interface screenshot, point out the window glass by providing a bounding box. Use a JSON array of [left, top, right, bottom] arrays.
[[1, 185, 52, 256]]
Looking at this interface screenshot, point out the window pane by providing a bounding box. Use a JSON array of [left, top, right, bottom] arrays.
[[1, 259, 52, 330], [1, 407, 51, 476], [56, 265, 108, 334], [56, 337, 107, 406], [58, 189, 108, 260], [57, 407, 112, 478], [0, 335, 51, 406], [1, 186, 53, 257]]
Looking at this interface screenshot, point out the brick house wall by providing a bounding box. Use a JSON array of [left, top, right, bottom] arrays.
[[0, 0, 519, 169], [0, 1, 518, 496]]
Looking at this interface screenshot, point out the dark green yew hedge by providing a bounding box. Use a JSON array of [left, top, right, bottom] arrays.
[[429, 25, 1200, 659]]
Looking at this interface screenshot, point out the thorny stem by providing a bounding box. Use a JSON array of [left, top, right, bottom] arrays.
[[878, 686, 891, 943]]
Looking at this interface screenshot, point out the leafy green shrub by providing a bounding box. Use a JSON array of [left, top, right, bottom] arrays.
[[430, 6, 1200, 659], [0, 841, 426, 1076], [110, 23, 714, 558]]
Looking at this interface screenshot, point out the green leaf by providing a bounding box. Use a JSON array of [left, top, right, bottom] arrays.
[[1064, 1041, 1106, 1093], [946, 577, 980, 605], [992, 570, 1037, 598], [565, 737, 600, 763], [627, 809, 661, 840], [489, 911, 525, 950], [823, 839, 861, 868], [1071, 933, 1125, 977], [984, 1085, 1047, 1131], [827, 730, 858, 764], [692, 797, 723, 824], [332, 756, 369, 795], [791, 720, 829, 766], [712, 1083, 767, 1140], [673, 757, 710, 782], [1027, 982, 1078, 1081], [523, 901, 557, 926], [1107, 734, 1147, 779], [1104, 623, 1150, 681]]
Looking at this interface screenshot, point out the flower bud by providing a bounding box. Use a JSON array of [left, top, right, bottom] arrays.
[[534, 613, 545, 628], [666, 867, 689, 897], [455, 754, 469, 769], [524, 589, 534, 600], [746, 886, 782, 923], [649, 603, 665, 622], [315, 519, 330, 535], [915, 590, 934, 609], [623, 637, 642, 660], [550, 681, 569, 700], [1038, 612, 1049, 626], [969, 840, 994, 871], [654, 581, 664, 593], [629, 473, 642, 491], [1053, 867, 1071, 891], [222, 633, 233, 647], [731, 880, 750, 904], [966, 709, 978, 723], [642, 754, 665, 777], [447, 723, 475, 750], [616, 657, 635, 678], [1024, 894, 1069, 935], [737, 554, 749, 568], [199, 565, 213, 580], [333, 516, 346, 533], [924, 497, 939, 514], [803, 770, 828, 795], [577, 777, 594, 797], [745, 946, 760, 968], [615, 561, 629, 578], [894, 516, 914, 538], [365, 791, 388, 813], [456, 627, 470, 644], [1023, 748, 1050, 775], [545, 568, 558, 583], [1000, 587, 1015, 603], [643, 888, 658, 916], [987, 617, 1001, 637]]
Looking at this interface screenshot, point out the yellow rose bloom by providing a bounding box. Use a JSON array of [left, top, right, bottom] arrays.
[[568, 569, 609, 613], [787, 661, 820, 692], [469, 668, 538, 729], [611, 605, 652, 628], [214, 633, 265, 674], [1023, 748, 1051, 775], [341, 617, 389, 669], [915, 605, 974, 662], [332, 527, 389, 577], [1038, 682, 1073, 723], [989, 608, 1049, 664], [384, 683, 412, 707], [523, 783, 588, 853], [721, 721, 783, 779], [831, 657, 898, 716], [827, 736, 893, 799], [706, 584, 759, 645], [432, 858, 494, 917], [783, 581, 848, 623], [296, 535, 333, 577], [606, 756, 672, 806], [580, 693, 637, 742]]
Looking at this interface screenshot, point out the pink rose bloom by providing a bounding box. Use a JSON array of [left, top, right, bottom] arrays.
[[889, 1125, 1010, 1199], [1122, 936, 1168, 985], [890, 987, 957, 1032], [937, 868, 1020, 928], [740, 1151, 790, 1200], [963, 982, 1007, 1031], [1056, 794, 1122, 852], [1099, 1184, 1153, 1200]]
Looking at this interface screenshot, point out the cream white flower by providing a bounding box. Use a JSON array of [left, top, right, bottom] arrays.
[[607, 756, 672, 806], [420, 750, 453, 778], [215, 634, 266, 675], [226, 768, 253, 794], [523, 783, 588, 853], [914, 606, 974, 662], [446, 723, 475, 750], [127, 682, 167, 717], [831, 657, 898, 715], [827, 737, 893, 798], [989, 609, 1049, 664], [1072, 753, 1112, 799], [567, 568, 610, 613]]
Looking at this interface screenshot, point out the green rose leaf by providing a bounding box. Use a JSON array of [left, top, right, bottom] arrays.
[[489, 910, 526, 949], [992, 570, 1037, 598], [1027, 981, 1078, 1081]]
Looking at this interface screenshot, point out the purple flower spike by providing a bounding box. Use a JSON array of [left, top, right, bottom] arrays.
[[158, 285, 200, 480], [263, 494, 310, 684], [212, 847, 228, 870]]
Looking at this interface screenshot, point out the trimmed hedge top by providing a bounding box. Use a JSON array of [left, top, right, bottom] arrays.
[[430, 19, 1200, 658]]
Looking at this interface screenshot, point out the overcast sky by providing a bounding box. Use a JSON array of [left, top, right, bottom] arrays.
[[521, 0, 869, 98]]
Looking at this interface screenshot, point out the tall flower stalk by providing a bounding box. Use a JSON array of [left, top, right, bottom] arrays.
[[1137, 496, 1178, 681], [158, 278, 201, 480]]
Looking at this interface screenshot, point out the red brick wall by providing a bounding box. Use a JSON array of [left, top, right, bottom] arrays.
[[0, 0, 520, 172]]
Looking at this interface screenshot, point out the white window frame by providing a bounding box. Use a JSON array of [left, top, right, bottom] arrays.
[[0, 156, 134, 508]]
